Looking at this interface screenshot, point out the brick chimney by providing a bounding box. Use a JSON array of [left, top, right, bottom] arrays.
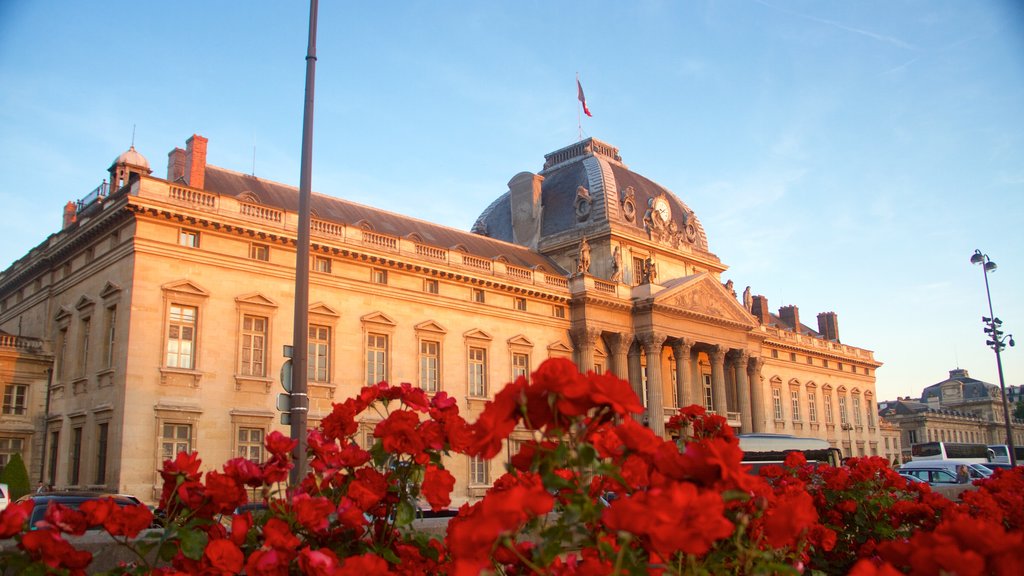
[[62, 201, 77, 230], [817, 311, 840, 342], [167, 147, 186, 182], [184, 134, 208, 190], [779, 305, 800, 333], [751, 295, 770, 324]]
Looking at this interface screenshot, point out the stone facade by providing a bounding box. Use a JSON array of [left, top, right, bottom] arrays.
[[0, 332, 50, 480], [0, 135, 883, 505]]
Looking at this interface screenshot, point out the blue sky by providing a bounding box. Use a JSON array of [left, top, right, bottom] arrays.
[[1, 0, 1022, 402]]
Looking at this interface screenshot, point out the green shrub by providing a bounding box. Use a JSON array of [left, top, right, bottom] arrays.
[[0, 452, 31, 501]]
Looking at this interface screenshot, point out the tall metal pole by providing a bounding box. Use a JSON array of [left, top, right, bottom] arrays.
[[290, 0, 318, 485], [974, 250, 1017, 467]]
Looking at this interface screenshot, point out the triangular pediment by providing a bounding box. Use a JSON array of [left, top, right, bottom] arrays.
[[507, 334, 534, 348], [415, 320, 448, 334], [161, 279, 210, 297], [463, 328, 492, 341], [361, 311, 396, 326], [769, 375, 783, 386], [235, 293, 278, 308], [547, 340, 574, 354], [308, 302, 340, 317], [99, 281, 122, 299], [54, 306, 73, 322], [651, 273, 757, 329], [75, 295, 96, 311]]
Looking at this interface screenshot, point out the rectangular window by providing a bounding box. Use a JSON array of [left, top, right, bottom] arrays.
[[308, 325, 330, 382], [78, 317, 91, 376], [69, 427, 82, 485], [512, 352, 529, 381], [161, 423, 193, 461], [789, 353, 797, 362], [866, 401, 875, 427], [806, 356, 813, 365], [250, 243, 269, 261], [552, 305, 566, 319], [470, 455, 489, 485], [702, 373, 713, 411], [468, 347, 487, 397], [839, 396, 849, 425], [313, 255, 332, 273], [179, 229, 199, 248], [514, 297, 527, 311], [771, 349, 778, 359], [2, 384, 27, 416], [632, 257, 645, 286], [853, 396, 863, 425], [852, 365, 857, 374], [104, 306, 116, 369], [166, 305, 197, 369], [472, 289, 485, 303], [47, 431, 58, 486], [824, 394, 834, 424], [823, 359, 829, 368], [57, 327, 68, 381], [790, 390, 801, 422], [419, 340, 440, 392], [372, 268, 388, 284], [807, 391, 818, 423], [95, 423, 108, 484], [0, 437, 25, 475], [772, 388, 784, 420], [838, 362, 844, 371], [366, 333, 388, 385], [423, 279, 439, 294], [238, 428, 264, 463], [240, 315, 268, 377]]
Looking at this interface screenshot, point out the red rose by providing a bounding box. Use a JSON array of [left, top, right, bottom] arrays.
[[374, 410, 426, 456], [205, 471, 247, 514], [298, 547, 340, 576], [336, 552, 392, 575], [105, 503, 154, 538], [204, 538, 244, 574], [422, 464, 455, 511], [262, 517, 301, 551], [292, 493, 334, 533], [229, 512, 251, 546], [0, 500, 31, 537], [348, 467, 387, 510], [265, 430, 297, 457], [44, 501, 90, 535]]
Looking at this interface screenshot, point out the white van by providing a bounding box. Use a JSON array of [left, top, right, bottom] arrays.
[[899, 459, 992, 481], [0, 483, 9, 511]]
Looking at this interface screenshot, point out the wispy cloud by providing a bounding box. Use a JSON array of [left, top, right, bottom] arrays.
[[753, 0, 918, 51]]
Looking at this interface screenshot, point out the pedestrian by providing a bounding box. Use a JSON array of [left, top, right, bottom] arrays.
[[36, 482, 47, 494], [957, 464, 970, 484]]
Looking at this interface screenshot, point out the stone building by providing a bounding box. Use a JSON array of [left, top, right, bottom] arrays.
[[878, 368, 1024, 462], [0, 331, 50, 478], [0, 135, 882, 504]]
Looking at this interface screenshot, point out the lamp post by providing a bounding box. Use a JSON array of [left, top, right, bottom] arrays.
[[970, 249, 1017, 467], [841, 422, 854, 459]]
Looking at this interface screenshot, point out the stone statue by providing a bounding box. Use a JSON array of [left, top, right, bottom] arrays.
[[577, 237, 591, 274], [724, 279, 736, 298], [642, 257, 658, 284], [610, 246, 623, 282], [743, 286, 753, 312]]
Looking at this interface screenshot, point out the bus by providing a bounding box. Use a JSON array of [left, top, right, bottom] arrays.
[[987, 444, 1024, 465], [738, 433, 843, 473], [910, 442, 993, 463]]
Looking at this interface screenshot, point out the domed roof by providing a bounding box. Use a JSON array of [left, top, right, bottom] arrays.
[[472, 138, 710, 253], [111, 145, 151, 171]]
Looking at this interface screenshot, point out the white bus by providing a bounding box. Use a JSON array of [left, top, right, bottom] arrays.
[[738, 433, 843, 473], [910, 441, 993, 463], [987, 444, 1024, 465]]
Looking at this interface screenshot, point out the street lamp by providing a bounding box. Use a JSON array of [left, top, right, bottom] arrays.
[[970, 249, 1017, 467], [841, 422, 854, 459]]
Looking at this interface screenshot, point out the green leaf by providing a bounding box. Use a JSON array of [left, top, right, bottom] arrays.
[[178, 528, 209, 560], [394, 499, 415, 527]]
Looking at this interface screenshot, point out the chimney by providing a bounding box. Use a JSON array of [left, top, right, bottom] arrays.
[[751, 295, 770, 324], [817, 311, 840, 341], [62, 201, 77, 230], [184, 134, 208, 190], [167, 147, 186, 182], [779, 305, 800, 333], [507, 171, 544, 249]]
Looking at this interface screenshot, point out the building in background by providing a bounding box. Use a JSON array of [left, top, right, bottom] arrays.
[[0, 135, 882, 504], [878, 368, 1024, 462], [0, 331, 50, 478]]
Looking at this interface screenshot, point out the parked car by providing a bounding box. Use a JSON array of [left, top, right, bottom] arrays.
[[899, 459, 992, 480], [15, 491, 144, 530], [899, 467, 961, 486], [0, 483, 9, 512], [977, 462, 1015, 473], [898, 473, 927, 485]]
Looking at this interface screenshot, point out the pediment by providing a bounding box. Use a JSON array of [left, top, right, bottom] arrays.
[[463, 328, 492, 341], [161, 279, 210, 297], [309, 302, 340, 317], [547, 340, 574, 354], [54, 306, 73, 322], [788, 378, 801, 387], [235, 293, 278, 308], [75, 295, 96, 311], [361, 311, 396, 326], [415, 320, 448, 334], [769, 375, 783, 386], [99, 281, 122, 299], [651, 273, 757, 328], [507, 334, 534, 348]]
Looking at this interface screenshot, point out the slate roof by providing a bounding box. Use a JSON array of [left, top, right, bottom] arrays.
[[202, 165, 564, 273]]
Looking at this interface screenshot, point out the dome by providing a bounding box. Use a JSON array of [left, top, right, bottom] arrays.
[[472, 138, 710, 253], [111, 145, 151, 171]]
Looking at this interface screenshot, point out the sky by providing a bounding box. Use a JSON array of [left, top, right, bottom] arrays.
[[1, 0, 1022, 402]]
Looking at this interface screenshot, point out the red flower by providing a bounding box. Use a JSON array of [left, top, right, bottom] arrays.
[[79, 497, 117, 527], [374, 410, 426, 456], [348, 467, 388, 510], [292, 493, 334, 533], [44, 501, 91, 535], [0, 500, 31, 537], [102, 503, 154, 538], [262, 517, 301, 551], [20, 527, 93, 570], [761, 483, 818, 548], [204, 538, 244, 574], [245, 548, 292, 576], [469, 378, 525, 458], [422, 464, 456, 511], [205, 470, 247, 514], [602, 483, 734, 556], [229, 512, 252, 546], [222, 457, 264, 487], [588, 371, 644, 416], [321, 399, 360, 440], [265, 430, 297, 457], [298, 547, 340, 576], [336, 552, 392, 575]]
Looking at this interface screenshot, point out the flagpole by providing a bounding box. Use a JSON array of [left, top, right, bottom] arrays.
[[576, 73, 582, 141]]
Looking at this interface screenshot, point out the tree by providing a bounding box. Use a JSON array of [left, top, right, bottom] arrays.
[[0, 452, 31, 501], [1014, 399, 1024, 422]]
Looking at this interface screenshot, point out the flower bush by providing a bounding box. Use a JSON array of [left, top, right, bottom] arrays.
[[1, 358, 1022, 575]]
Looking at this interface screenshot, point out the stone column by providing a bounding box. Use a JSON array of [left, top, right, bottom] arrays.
[[670, 338, 693, 409], [627, 341, 644, 424], [570, 326, 602, 373], [735, 350, 752, 433], [747, 357, 765, 433], [604, 332, 632, 382], [710, 345, 728, 417], [639, 331, 668, 437]]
